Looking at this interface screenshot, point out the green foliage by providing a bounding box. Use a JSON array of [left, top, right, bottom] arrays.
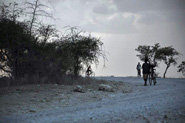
[[59, 27, 105, 77], [0, 1, 106, 85], [135, 43, 161, 65], [157, 46, 180, 78], [136, 43, 181, 78], [157, 46, 180, 66], [177, 61, 185, 76]]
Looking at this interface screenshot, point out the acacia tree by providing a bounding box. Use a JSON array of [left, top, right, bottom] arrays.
[[178, 61, 185, 76], [157, 46, 180, 78], [136, 44, 181, 78], [24, 0, 53, 36], [135, 43, 161, 65], [60, 27, 106, 77]]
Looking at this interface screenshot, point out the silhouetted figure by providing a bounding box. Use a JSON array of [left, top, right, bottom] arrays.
[[136, 62, 141, 77], [86, 65, 92, 77], [142, 59, 150, 86], [149, 62, 157, 85], [150, 63, 155, 78]]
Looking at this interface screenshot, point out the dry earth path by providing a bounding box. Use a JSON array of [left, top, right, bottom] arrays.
[[0, 77, 185, 123]]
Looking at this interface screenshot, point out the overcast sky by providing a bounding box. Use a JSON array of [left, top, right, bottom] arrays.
[[2, 0, 185, 78]]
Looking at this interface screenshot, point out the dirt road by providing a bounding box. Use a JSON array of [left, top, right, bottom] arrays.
[[1, 77, 185, 123]]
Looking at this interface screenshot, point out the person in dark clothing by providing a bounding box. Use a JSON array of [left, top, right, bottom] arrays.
[[86, 65, 92, 77], [136, 62, 141, 77], [142, 58, 150, 86]]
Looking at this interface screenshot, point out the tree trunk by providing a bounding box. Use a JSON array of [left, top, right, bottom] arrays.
[[163, 65, 170, 78]]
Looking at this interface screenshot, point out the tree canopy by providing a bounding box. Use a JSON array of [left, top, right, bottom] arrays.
[[135, 43, 181, 78], [177, 61, 185, 76], [135, 43, 161, 66], [0, 1, 106, 85], [157, 46, 180, 78]]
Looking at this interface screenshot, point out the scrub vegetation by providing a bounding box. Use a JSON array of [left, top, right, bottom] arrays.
[[0, 1, 106, 86]]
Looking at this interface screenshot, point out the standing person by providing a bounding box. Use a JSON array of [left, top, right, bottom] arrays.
[[136, 62, 141, 77], [142, 59, 150, 86]]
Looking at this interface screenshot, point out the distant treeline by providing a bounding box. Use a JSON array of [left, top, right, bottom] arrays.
[[0, 1, 106, 86]]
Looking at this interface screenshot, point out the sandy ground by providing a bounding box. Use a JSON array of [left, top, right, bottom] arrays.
[[0, 77, 185, 123], [0, 79, 131, 115]]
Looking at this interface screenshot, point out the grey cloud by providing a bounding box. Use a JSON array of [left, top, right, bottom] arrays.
[[113, 0, 185, 13], [137, 11, 165, 25], [110, 0, 185, 27], [103, 14, 136, 33], [164, 10, 185, 26], [82, 14, 136, 34], [137, 8, 185, 28], [93, 3, 115, 15]]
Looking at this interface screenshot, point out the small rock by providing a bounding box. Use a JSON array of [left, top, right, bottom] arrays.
[[92, 96, 97, 98], [73, 85, 84, 93], [98, 84, 114, 92], [88, 89, 92, 91], [164, 114, 168, 119], [29, 109, 36, 113]]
